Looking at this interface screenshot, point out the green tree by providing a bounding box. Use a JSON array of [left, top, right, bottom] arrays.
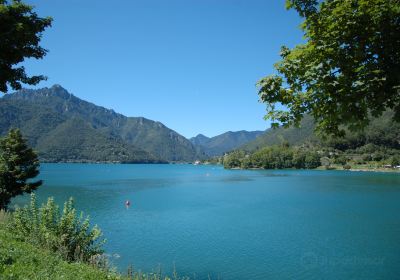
[[0, 0, 52, 93], [223, 150, 246, 168], [258, 0, 400, 136], [304, 152, 321, 169], [390, 155, 400, 166], [0, 129, 42, 210], [334, 155, 348, 165]]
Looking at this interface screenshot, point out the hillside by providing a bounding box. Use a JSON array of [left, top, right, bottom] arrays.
[[241, 115, 317, 152], [35, 118, 155, 163], [0, 85, 202, 162], [190, 130, 264, 156], [242, 112, 400, 152]]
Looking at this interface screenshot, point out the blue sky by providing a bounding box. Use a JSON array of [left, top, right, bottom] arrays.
[[23, 0, 303, 138]]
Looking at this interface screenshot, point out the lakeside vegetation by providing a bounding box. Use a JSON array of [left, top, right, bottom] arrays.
[[223, 145, 321, 169], [222, 143, 400, 171], [222, 111, 400, 171], [0, 196, 188, 280]]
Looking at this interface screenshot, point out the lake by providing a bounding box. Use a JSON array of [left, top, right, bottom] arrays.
[[12, 164, 400, 279]]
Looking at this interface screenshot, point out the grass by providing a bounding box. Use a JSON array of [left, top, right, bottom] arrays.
[[0, 219, 123, 279]]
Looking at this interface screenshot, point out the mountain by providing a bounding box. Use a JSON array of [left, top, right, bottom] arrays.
[[190, 134, 210, 147], [190, 130, 264, 156], [35, 118, 154, 163], [0, 85, 202, 162], [241, 115, 317, 152]]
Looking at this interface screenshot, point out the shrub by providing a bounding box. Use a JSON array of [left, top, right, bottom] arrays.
[[372, 151, 385, 161], [320, 157, 331, 168], [334, 155, 347, 165], [361, 154, 372, 162], [11, 194, 105, 264], [304, 152, 321, 169], [390, 155, 400, 166], [354, 158, 365, 165], [343, 164, 351, 170]]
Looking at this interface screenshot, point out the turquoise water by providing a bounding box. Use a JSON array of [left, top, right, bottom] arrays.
[[13, 164, 400, 279]]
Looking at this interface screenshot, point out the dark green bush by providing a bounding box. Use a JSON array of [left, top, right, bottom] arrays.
[[334, 155, 347, 165], [343, 164, 351, 170], [361, 154, 372, 162], [390, 155, 400, 166]]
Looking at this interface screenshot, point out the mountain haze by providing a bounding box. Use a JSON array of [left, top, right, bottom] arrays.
[[0, 85, 203, 162]]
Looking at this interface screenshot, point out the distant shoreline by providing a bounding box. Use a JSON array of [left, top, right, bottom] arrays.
[[228, 166, 400, 173], [40, 160, 169, 164], [39, 161, 400, 173], [347, 168, 400, 173]]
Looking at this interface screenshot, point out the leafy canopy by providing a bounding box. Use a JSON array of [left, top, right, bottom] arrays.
[[258, 0, 400, 136], [0, 128, 42, 209], [0, 0, 52, 93]]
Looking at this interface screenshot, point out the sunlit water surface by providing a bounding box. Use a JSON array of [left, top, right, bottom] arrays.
[[12, 164, 400, 279]]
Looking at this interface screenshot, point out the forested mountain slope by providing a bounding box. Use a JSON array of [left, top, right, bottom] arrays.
[[0, 85, 203, 162]]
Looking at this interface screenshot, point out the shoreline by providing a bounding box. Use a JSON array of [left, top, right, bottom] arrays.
[[227, 166, 400, 173], [347, 168, 400, 173], [39, 162, 400, 173]]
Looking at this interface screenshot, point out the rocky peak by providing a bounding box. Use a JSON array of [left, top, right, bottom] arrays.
[[5, 84, 74, 101]]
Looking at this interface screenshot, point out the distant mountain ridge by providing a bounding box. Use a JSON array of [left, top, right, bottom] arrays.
[[0, 85, 203, 162], [240, 115, 318, 152], [190, 130, 264, 156]]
